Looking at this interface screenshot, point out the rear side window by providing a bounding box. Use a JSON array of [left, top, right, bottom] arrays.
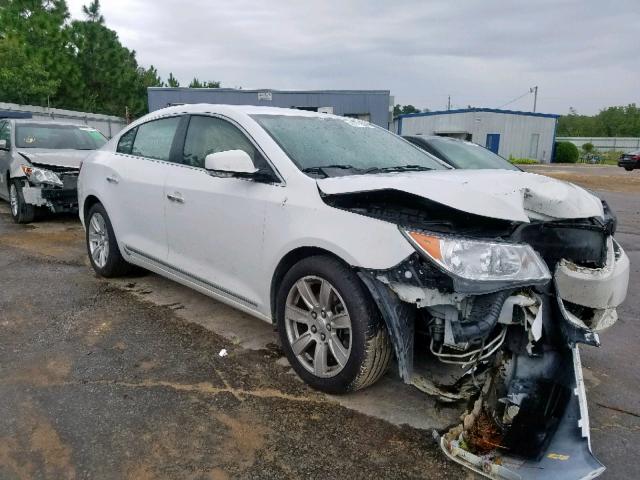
[[182, 115, 265, 169], [116, 127, 137, 154], [131, 117, 181, 161], [0, 122, 10, 148]]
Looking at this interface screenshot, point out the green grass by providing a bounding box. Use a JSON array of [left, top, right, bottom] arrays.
[[576, 150, 623, 165], [599, 151, 623, 165], [508, 156, 538, 165]]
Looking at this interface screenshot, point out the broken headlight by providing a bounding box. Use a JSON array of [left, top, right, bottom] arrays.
[[21, 165, 63, 187], [402, 230, 551, 293]]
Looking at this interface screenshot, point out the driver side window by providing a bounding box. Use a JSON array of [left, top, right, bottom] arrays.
[[182, 115, 268, 171]]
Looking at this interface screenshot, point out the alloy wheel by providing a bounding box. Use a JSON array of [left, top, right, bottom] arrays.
[[88, 212, 110, 268], [9, 184, 18, 217], [284, 275, 352, 378]]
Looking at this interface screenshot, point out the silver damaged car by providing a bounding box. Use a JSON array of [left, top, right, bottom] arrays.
[[0, 119, 107, 223]]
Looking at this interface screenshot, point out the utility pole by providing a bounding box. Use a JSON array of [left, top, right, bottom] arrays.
[[447, 95, 451, 111], [530, 86, 538, 112]]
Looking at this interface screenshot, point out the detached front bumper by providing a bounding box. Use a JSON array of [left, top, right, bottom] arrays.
[[440, 347, 605, 480], [555, 238, 629, 332]]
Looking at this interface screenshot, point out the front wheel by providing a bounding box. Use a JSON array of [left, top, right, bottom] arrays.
[[86, 203, 132, 277], [9, 180, 35, 224], [624, 167, 633, 171], [276, 255, 392, 394]]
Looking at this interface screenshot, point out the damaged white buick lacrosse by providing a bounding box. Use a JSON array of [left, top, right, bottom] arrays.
[[78, 105, 629, 480]]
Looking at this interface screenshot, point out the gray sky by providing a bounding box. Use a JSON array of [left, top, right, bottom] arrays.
[[67, 0, 639, 115]]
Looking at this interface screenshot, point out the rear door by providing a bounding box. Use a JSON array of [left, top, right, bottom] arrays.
[[164, 114, 284, 311], [103, 115, 183, 263]]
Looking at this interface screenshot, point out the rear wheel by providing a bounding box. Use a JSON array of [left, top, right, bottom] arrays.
[[9, 180, 35, 224], [276, 255, 392, 394], [625, 167, 633, 171], [86, 203, 132, 277]]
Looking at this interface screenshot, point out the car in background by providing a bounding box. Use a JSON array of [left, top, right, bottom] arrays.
[[618, 150, 640, 171], [0, 119, 107, 223], [79, 104, 627, 480], [403, 135, 520, 170]]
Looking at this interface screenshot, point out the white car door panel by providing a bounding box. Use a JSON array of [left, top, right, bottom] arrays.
[[166, 169, 283, 309]]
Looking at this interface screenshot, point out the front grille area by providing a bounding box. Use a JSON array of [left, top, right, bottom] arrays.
[[513, 222, 607, 269]]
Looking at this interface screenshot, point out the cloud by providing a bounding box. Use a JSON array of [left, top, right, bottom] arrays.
[[66, 0, 639, 114]]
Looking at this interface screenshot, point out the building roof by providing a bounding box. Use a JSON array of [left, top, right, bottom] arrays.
[[148, 87, 390, 95], [396, 107, 559, 120]]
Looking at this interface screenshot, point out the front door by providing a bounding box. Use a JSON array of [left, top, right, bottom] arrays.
[[486, 133, 501, 154], [165, 115, 283, 311]]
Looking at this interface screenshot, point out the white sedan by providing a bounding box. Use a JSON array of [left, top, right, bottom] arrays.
[[78, 104, 628, 480]]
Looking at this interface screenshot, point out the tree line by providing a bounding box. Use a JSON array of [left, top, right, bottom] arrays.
[[0, 0, 220, 119], [556, 104, 640, 137]]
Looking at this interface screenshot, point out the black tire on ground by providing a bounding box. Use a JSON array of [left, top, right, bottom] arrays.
[[276, 255, 392, 394], [9, 179, 36, 224], [625, 167, 633, 171], [85, 202, 133, 277]]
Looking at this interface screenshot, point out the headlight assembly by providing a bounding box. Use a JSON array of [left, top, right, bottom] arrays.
[[402, 230, 551, 293], [21, 165, 63, 187]]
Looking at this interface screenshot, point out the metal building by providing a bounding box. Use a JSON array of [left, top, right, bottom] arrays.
[[147, 88, 393, 128], [394, 108, 559, 163]]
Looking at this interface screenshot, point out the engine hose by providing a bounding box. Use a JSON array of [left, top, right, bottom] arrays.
[[451, 289, 513, 343]]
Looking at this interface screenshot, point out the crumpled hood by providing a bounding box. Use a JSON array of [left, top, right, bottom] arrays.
[[17, 149, 92, 169], [317, 169, 604, 223]]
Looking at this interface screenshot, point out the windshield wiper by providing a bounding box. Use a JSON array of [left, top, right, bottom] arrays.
[[302, 164, 360, 177], [363, 164, 434, 174]]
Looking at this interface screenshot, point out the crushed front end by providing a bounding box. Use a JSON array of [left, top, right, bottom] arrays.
[[330, 191, 629, 479], [20, 162, 79, 213]]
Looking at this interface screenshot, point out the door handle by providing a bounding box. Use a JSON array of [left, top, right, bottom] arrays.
[[106, 176, 119, 184], [166, 192, 184, 204]]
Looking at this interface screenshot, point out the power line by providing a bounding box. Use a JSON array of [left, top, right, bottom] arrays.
[[498, 90, 531, 109]]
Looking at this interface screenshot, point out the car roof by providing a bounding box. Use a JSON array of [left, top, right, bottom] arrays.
[[146, 103, 345, 119], [9, 118, 91, 128]]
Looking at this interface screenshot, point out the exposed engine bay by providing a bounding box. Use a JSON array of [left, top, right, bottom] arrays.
[[325, 188, 629, 480]]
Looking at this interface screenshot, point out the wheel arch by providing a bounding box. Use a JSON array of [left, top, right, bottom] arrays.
[[83, 194, 102, 221], [270, 246, 352, 323]]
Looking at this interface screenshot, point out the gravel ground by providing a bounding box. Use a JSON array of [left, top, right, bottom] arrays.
[[522, 163, 640, 193]]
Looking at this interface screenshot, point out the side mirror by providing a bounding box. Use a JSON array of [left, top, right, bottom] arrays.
[[204, 149, 259, 176], [0, 139, 7, 150]]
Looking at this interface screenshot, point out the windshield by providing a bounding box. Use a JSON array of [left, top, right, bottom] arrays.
[[15, 124, 107, 150], [426, 137, 519, 170], [251, 114, 445, 176]]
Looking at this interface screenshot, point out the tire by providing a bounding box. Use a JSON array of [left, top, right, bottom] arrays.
[[9, 179, 35, 224], [85, 202, 132, 277], [625, 167, 633, 171], [276, 255, 392, 394]]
